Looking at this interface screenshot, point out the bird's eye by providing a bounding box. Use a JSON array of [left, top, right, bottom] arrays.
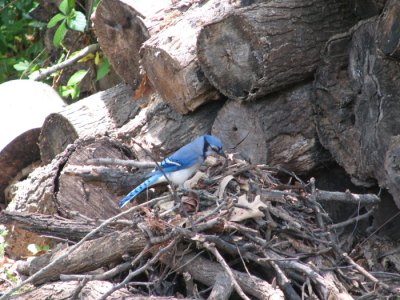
[[211, 146, 218, 152]]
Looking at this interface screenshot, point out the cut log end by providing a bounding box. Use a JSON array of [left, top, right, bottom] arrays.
[[39, 113, 78, 165], [197, 16, 262, 101]]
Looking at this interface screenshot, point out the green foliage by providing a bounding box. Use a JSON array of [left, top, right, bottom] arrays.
[[0, 0, 44, 83], [47, 0, 87, 47], [96, 56, 110, 81], [59, 69, 88, 100], [27, 243, 50, 255]]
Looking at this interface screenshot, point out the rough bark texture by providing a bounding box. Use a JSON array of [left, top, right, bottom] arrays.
[[92, 0, 170, 87], [197, 0, 357, 101], [313, 6, 400, 207], [140, 0, 254, 113], [10, 280, 132, 300], [212, 82, 331, 173], [376, 0, 400, 59], [0, 211, 112, 241], [39, 83, 142, 164]]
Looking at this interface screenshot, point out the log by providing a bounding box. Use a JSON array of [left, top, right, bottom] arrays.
[[92, 0, 171, 87], [140, 0, 256, 113], [9, 280, 132, 300], [197, 0, 357, 101], [0, 211, 112, 241], [376, 0, 400, 59], [21, 229, 146, 285], [39, 83, 142, 164], [161, 253, 284, 299], [212, 82, 331, 173], [313, 5, 400, 208]]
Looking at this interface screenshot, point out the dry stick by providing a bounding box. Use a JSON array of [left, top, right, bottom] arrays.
[[329, 207, 376, 229], [97, 239, 179, 300], [338, 250, 400, 294], [0, 195, 165, 300], [203, 242, 251, 300], [31, 44, 100, 81]]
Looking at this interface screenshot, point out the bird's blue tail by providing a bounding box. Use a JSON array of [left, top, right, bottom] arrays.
[[119, 174, 161, 208]]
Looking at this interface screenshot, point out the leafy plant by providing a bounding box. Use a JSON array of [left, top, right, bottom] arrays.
[[0, 0, 44, 83], [47, 0, 87, 47]]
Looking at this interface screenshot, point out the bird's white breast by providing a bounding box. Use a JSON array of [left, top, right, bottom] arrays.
[[167, 163, 201, 187]]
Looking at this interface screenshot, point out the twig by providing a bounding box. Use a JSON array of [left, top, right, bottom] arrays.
[[97, 239, 179, 300], [70, 278, 89, 300], [31, 44, 100, 81], [203, 242, 251, 300], [329, 207, 376, 229]]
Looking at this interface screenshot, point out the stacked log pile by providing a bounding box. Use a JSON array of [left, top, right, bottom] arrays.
[[2, 0, 400, 299]]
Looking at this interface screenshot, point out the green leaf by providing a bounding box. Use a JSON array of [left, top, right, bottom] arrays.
[[67, 69, 88, 86], [27, 244, 41, 255], [67, 10, 87, 32], [47, 13, 66, 28], [53, 20, 67, 47], [68, 0, 75, 11], [96, 57, 110, 81], [13, 60, 30, 71], [59, 0, 70, 15]]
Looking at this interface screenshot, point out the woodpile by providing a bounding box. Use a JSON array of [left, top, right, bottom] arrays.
[[2, 0, 400, 299]]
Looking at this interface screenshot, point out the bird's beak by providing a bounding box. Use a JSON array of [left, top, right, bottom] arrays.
[[219, 150, 227, 158]]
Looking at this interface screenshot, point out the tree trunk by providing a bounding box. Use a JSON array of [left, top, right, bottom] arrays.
[[212, 82, 331, 173], [197, 0, 357, 101]]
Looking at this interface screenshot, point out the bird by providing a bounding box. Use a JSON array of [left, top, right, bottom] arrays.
[[118, 135, 226, 208]]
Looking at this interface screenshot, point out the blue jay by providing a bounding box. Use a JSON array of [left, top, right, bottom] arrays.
[[119, 135, 226, 208]]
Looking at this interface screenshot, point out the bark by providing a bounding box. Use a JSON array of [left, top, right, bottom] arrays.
[[197, 0, 357, 101], [313, 2, 400, 208], [212, 82, 331, 173], [39, 83, 141, 164], [0, 211, 112, 241], [376, 0, 400, 59], [10, 280, 132, 300]]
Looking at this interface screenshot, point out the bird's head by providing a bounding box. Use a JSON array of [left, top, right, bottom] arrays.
[[203, 135, 226, 158]]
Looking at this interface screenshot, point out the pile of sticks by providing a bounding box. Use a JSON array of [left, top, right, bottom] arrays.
[[1, 156, 399, 299]]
